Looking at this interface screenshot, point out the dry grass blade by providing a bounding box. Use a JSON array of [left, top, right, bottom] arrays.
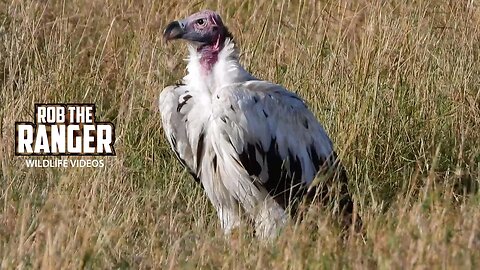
[[0, 0, 479, 269]]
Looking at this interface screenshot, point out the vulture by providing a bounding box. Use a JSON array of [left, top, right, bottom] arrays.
[[159, 10, 358, 239]]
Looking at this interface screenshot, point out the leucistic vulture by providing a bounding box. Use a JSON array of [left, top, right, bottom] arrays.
[[159, 10, 358, 239]]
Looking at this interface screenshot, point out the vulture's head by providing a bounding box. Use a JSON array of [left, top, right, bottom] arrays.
[[163, 10, 232, 50]]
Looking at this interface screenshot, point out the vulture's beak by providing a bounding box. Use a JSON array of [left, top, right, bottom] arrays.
[[163, 20, 186, 42]]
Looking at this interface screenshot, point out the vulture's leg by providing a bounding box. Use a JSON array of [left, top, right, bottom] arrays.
[[201, 178, 242, 235], [254, 196, 287, 240], [199, 147, 243, 236], [215, 202, 243, 235]]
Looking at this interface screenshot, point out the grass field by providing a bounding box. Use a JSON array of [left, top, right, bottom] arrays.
[[1, 0, 479, 268]]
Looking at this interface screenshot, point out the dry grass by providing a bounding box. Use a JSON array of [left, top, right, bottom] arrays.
[[1, 0, 479, 269]]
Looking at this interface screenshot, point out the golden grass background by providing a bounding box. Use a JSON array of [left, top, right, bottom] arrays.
[[1, 0, 479, 268]]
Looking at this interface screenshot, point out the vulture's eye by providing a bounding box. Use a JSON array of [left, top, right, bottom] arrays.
[[196, 19, 205, 26]]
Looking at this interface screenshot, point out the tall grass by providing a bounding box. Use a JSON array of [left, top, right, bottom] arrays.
[[1, 0, 479, 268]]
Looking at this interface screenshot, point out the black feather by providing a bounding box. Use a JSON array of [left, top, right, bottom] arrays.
[[260, 138, 306, 209], [238, 143, 262, 176], [212, 155, 218, 172], [303, 119, 309, 129], [196, 129, 205, 170], [263, 109, 269, 118]]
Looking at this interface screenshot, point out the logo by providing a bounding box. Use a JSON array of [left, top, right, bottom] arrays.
[[15, 104, 115, 157]]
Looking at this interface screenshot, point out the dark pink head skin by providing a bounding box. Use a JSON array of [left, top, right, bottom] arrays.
[[163, 10, 232, 72]]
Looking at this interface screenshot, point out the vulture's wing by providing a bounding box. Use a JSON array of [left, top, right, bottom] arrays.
[[159, 84, 203, 182], [211, 80, 349, 210]]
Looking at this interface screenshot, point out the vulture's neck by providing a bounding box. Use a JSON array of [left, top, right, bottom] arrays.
[[184, 39, 255, 94]]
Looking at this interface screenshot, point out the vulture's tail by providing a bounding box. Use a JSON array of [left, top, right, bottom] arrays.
[[307, 154, 362, 232], [334, 162, 362, 231]]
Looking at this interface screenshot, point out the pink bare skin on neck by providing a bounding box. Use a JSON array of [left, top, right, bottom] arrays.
[[198, 30, 223, 74], [198, 46, 220, 73]]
